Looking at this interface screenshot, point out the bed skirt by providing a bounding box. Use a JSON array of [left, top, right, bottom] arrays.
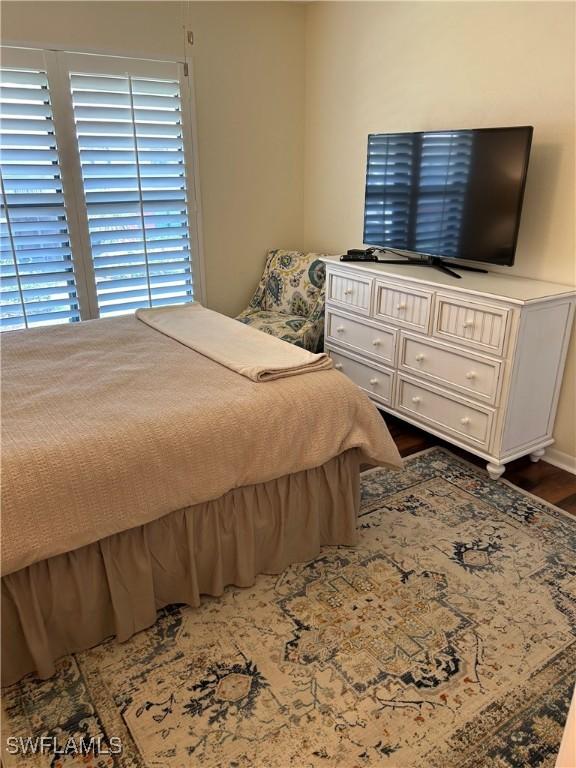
[[1, 449, 360, 687]]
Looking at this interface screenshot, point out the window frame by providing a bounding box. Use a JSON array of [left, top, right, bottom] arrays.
[[0, 44, 206, 325]]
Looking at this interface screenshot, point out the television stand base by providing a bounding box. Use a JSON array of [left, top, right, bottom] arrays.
[[373, 253, 489, 279], [341, 250, 490, 278]]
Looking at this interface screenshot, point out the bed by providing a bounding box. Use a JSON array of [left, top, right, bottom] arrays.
[[1, 306, 401, 686]]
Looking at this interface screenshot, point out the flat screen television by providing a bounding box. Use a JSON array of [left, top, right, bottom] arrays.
[[362, 126, 533, 273]]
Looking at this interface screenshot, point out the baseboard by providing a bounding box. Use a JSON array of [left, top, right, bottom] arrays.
[[544, 447, 576, 475]]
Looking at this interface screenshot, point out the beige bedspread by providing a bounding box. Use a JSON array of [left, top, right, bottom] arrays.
[[1, 315, 401, 576], [136, 303, 332, 381]]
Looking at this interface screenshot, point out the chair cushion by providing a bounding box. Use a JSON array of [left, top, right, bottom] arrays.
[[237, 310, 308, 346], [261, 250, 326, 317]]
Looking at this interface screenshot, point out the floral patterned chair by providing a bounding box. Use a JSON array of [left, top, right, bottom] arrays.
[[236, 250, 327, 352]]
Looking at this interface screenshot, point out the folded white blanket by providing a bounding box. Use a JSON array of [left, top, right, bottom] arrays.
[[136, 303, 332, 382]]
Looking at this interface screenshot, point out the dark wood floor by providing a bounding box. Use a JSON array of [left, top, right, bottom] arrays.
[[384, 413, 576, 516]]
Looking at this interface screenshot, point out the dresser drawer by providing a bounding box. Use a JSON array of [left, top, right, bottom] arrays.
[[373, 280, 433, 332], [433, 294, 510, 356], [327, 270, 372, 315], [326, 309, 396, 366], [399, 333, 502, 405], [396, 375, 494, 449], [328, 347, 394, 405]]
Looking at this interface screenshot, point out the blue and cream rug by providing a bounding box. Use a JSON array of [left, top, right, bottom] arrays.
[[3, 447, 575, 768]]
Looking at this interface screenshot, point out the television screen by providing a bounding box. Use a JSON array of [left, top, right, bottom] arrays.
[[363, 126, 533, 266]]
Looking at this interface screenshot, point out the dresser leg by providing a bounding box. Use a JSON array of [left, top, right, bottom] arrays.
[[530, 448, 546, 463], [486, 462, 505, 480]]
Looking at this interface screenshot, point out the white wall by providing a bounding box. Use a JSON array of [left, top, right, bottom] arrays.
[[303, 1, 576, 459], [1, 1, 306, 316]]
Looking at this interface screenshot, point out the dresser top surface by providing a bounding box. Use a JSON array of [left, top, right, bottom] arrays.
[[321, 257, 576, 304]]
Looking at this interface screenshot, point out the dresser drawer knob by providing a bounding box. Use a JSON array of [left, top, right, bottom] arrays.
[[460, 416, 471, 426], [397, 302, 407, 311], [334, 362, 343, 370], [415, 353, 425, 362], [463, 319, 474, 329], [372, 338, 381, 347], [465, 370, 477, 380], [369, 377, 379, 386], [336, 325, 345, 333], [344, 288, 353, 296], [411, 396, 422, 404]]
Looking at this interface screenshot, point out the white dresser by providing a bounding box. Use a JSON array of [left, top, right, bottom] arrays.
[[322, 257, 576, 479]]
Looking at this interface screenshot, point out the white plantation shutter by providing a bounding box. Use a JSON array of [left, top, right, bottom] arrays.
[[69, 69, 194, 317], [415, 132, 472, 256], [363, 133, 414, 247], [0, 65, 80, 330], [0, 47, 202, 331], [363, 131, 473, 256]]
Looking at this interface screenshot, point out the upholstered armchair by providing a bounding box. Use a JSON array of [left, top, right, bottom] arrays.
[[236, 250, 327, 352]]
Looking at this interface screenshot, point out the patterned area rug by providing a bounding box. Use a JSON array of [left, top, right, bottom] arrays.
[[2, 447, 575, 768]]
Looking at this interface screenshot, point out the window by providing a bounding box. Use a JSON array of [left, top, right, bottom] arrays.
[[0, 58, 80, 330], [364, 133, 414, 248], [414, 132, 472, 256], [0, 47, 201, 331], [363, 131, 472, 256]]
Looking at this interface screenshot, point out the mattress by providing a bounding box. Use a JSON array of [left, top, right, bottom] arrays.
[[1, 313, 401, 575]]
